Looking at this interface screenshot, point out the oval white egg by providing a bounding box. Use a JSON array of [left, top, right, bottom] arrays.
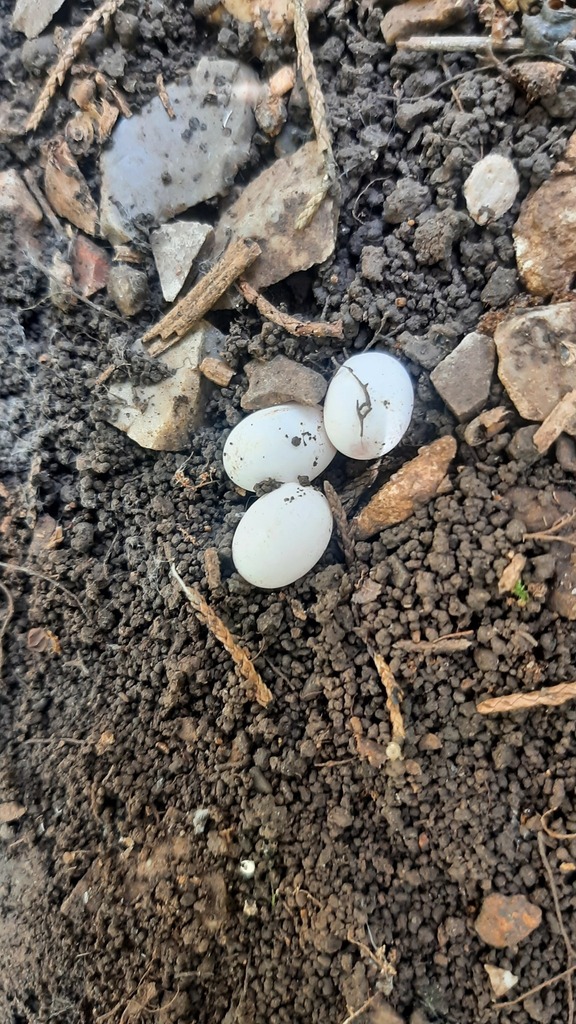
[[323, 352, 413, 460], [223, 403, 336, 491], [232, 483, 333, 588]]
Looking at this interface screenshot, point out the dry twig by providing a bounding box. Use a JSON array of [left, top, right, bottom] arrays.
[[0, 583, 14, 685], [495, 966, 576, 1011], [170, 564, 272, 706], [537, 830, 575, 1024], [237, 279, 343, 338], [156, 73, 175, 119], [397, 35, 576, 53], [394, 630, 473, 654], [533, 389, 576, 454], [292, 0, 338, 228], [26, 0, 127, 133], [143, 238, 261, 356], [476, 680, 576, 715], [0, 561, 86, 615], [323, 482, 355, 568], [541, 806, 576, 842], [371, 651, 405, 744]]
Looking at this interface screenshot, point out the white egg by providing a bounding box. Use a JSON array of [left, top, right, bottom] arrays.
[[232, 483, 333, 588], [323, 352, 413, 460], [223, 403, 336, 491]]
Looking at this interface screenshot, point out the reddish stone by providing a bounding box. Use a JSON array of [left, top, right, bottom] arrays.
[[71, 234, 110, 297]]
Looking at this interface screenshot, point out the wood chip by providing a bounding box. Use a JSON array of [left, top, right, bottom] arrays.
[[498, 552, 527, 595], [170, 564, 272, 706], [477, 680, 576, 715], [323, 481, 355, 568], [143, 238, 261, 357], [42, 137, 98, 234], [203, 547, 222, 590], [156, 72, 175, 119], [199, 357, 235, 387], [394, 631, 474, 654], [533, 389, 576, 454]]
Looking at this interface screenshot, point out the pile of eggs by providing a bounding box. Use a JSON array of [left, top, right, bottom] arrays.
[[223, 352, 414, 589]]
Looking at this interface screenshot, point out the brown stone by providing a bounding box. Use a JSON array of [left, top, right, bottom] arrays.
[[0, 801, 26, 823], [514, 132, 576, 295], [241, 355, 327, 410], [381, 0, 471, 44], [71, 235, 110, 298], [494, 303, 576, 429], [475, 893, 542, 948], [353, 436, 457, 540]]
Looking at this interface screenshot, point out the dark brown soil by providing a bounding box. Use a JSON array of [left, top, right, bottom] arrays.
[[2, 3, 576, 1023]]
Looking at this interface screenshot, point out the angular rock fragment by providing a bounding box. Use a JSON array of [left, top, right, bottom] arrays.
[[413, 208, 471, 265], [0, 801, 26, 823], [514, 130, 576, 295], [100, 59, 259, 243], [463, 154, 519, 226], [211, 142, 338, 290], [382, 178, 431, 224], [71, 235, 110, 298], [241, 355, 327, 410], [12, 0, 65, 39], [475, 893, 542, 949], [151, 221, 213, 302], [498, 553, 527, 596], [431, 332, 495, 422], [0, 169, 43, 225], [494, 303, 576, 430], [42, 137, 98, 235], [106, 321, 224, 451], [463, 406, 511, 447], [484, 964, 519, 998], [533, 389, 576, 453], [353, 436, 457, 540], [107, 265, 148, 317], [381, 0, 471, 45]]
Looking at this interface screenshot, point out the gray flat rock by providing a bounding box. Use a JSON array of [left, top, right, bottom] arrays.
[[12, 0, 65, 38], [100, 58, 258, 244], [431, 332, 495, 421], [241, 355, 328, 410], [151, 220, 213, 302]]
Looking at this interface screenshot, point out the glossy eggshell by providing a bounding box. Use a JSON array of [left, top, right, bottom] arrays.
[[232, 483, 333, 588], [223, 403, 336, 491], [323, 352, 413, 459]]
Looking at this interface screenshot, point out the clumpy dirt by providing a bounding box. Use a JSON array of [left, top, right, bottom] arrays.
[[2, 2, 576, 1023]]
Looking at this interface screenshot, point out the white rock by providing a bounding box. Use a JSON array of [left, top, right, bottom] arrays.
[[463, 154, 519, 226], [232, 483, 333, 588], [12, 0, 65, 38], [239, 859, 255, 878], [223, 404, 336, 491], [151, 220, 213, 302], [484, 964, 519, 998], [100, 58, 258, 243], [323, 352, 414, 460], [106, 321, 224, 451]]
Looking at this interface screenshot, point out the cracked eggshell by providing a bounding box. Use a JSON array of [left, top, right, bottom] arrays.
[[232, 483, 333, 588], [323, 352, 414, 460], [223, 403, 336, 491], [463, 154, 519, 226]]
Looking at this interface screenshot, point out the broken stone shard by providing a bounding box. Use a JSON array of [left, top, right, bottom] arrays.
[[381, 0, 471, 45], [241, 355, 327, 410], [211, 142, 338, 290], [475, 893, 542, 949], [106, 321, 224, 451], [107, 265, 148, 317], [150, 221, 213, 303], [0, 169, 43, 225], [353, 436, 457, 540], [514, 131, 576, 295], [463, 154, 519, 226], [71, 235, 110, 298], [430, 332, 495, 422], [100, 58, 259, 244], [12, 0, 65, 39], [494, 303, 576, 430], [483, 964, 519, 998]]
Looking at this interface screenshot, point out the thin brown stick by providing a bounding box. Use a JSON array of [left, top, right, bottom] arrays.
[[292, 0, 338, 228], [0, 561, 86, 615], [237, 279, 343, 338], [323, 482, 355, 568], [156, 73, 175, 119], [170, 564, 272, 707], [495, 966, 576, 1010], [477, 681, 576, 715], [0, 583, 14, 684], [340, 994, 378, 1024], [538, 830, 575, 1024], [371, 651, 405, 744], [143, 238, 261, 356], [26, 0, 127, 133]]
